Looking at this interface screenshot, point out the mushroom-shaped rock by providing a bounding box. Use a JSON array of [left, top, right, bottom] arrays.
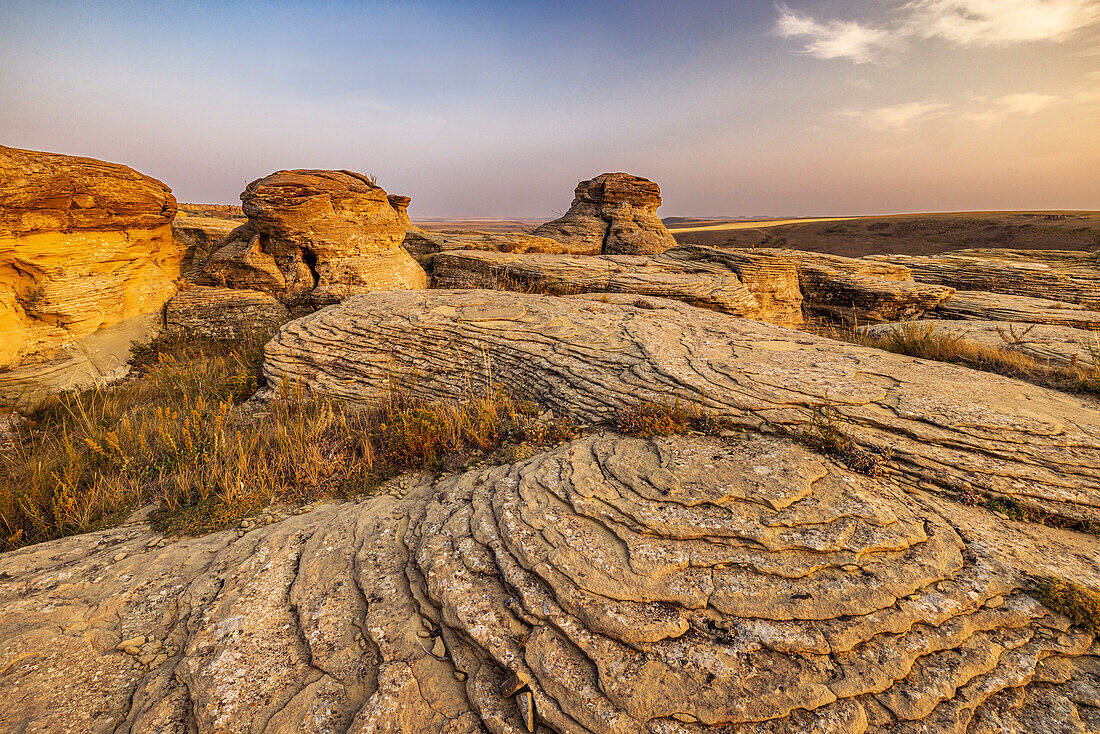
[[191, 169, 427, 306], [533, 172, 677, 255], [0, 145, 181, 405]]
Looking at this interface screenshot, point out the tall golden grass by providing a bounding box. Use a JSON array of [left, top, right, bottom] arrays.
[[0, 331, 576, 551]]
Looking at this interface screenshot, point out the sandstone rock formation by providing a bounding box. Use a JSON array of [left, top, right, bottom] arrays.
[[190, 170, 426, 307], [165, 286, 289, 340], [868, 249, 1100, 307], [171, 214, 241, 271], [265, 289, 1100, 520], [0, 145, 181, 405], [402, 230, 566, 270], [936, 290, 1100, 331], [431, 245, 955, 326], [3, 431, 1099, 733], [431, 249, 782, 321], [865, 319, 1100, 369], [533, 173, 677, 255]]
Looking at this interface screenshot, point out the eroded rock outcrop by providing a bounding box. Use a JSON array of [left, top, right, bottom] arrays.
[[190, 170, 426, 307], [936, 290, 1100, 331], [868, 249, 1100, 307], [0, 145, 181, 405], [431, 249, 786, 322], [165, 286, 289, 340], [171, 214, 241, 271], [264, 289, 1100, 520], [3, 432, 1099, 733], [532, 173, 677, 255]]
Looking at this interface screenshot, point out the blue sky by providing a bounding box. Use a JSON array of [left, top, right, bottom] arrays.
[[2, 0, 1098, 216]]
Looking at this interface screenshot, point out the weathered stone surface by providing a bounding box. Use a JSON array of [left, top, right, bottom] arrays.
[[431, 249, 770, 320], [533, 173, 677, 255], [2, 433, 1099, 733], [864, 319, 1100, 370], [402, 230, 566, 269], [868, 249, 1100, 306], [752, 248, 955, 323], [936, 290, 1100, 331], [0, 145, 182, 405], [165, 286, 290, 340], [264, 289, 1100, 518], [191, 170, 426, 306], [171, 214, 240, 270]]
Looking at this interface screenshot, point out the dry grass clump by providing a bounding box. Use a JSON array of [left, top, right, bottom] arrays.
[[817, 320, 1100, 397], [614, 399, 694, 438], [482, 271, 586, 296], [790, 402, 892, 477], [1035, 577, 1100, 633], [0, 333, 577, 551]]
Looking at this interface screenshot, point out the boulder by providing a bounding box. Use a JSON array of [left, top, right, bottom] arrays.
[[165, 286, 289, 340], [191, 170, 427, 307], [2, 432, 1098, 732], [532, 172, 677, 255], [0, 145, 181, 405], [264, 289, 1100, 519], [936, 290, 1100, 331], [867, 249, 1100, 306], [864, 319, 1100, 370]]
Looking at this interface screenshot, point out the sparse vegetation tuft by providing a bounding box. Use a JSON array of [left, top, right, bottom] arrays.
[[1034, 577, 1100, 633], [614, 398, 693, 438], [788, 400, 892, 477]]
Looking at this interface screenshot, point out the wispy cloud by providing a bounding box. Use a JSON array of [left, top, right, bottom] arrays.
[[843, 100, 951, 129], [777, 0, 1100, 63], [907, 0, 1100, 46], [775, 6, 899, 63], [964, 92, 1063, 124]]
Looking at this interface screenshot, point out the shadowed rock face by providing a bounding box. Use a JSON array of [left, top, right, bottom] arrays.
[[264, 289, 1100, 520], [0, 145, 181, 405], [936, 290, 1100, 330], [165, 286, 290, 340], [2, 432, 1098, 733], [189, 169, 427, 307], [533, 173, 677, 255]]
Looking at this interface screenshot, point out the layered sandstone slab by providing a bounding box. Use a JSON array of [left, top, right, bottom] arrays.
[[2, 434, 1098, 733], [264, 289, 1100, 518], [533, 173, 677, 255], [753, 248, 955, 323], [868, 249, 1100, 306], [865, 319, 1100, 370], [191, 170, 426, 306], [432, 249, 773, 320], [165, 286, 289, 340], [0, 145, 181, 405], [936, 290, 1100, 331]]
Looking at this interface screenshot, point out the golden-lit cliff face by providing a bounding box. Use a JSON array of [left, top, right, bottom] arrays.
[[0, 145, 181, 404]]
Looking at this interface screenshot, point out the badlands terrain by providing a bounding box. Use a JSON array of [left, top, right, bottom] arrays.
[[2, 145, 1100, 733]]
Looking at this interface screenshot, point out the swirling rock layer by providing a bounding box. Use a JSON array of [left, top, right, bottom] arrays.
[[935, 290, 1100, 331], [264, 289, 1100, 518], [0, 145, 182, 405], [2, 434, 1099, 733]]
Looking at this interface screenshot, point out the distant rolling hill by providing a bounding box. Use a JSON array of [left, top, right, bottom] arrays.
[[665, 211, 1100, 258]]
